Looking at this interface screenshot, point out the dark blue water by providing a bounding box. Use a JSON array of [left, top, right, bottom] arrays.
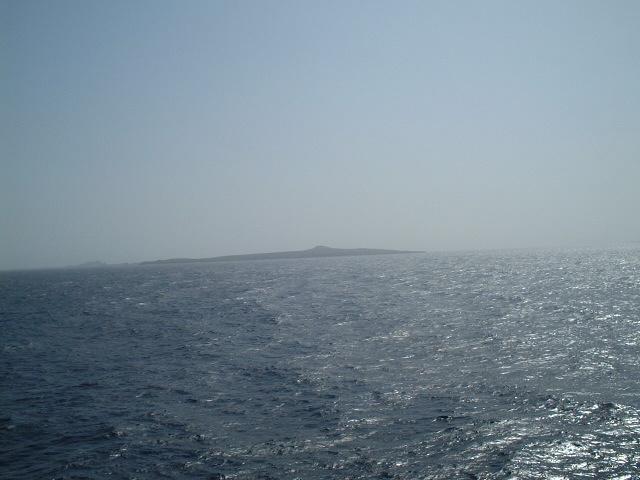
[[2, 248, 640, 479]]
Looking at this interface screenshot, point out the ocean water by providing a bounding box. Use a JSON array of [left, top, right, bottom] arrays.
[[2, 248, 640, 479]]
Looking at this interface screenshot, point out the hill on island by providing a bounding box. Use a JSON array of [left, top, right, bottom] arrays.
[[141, 246, 423, 265]]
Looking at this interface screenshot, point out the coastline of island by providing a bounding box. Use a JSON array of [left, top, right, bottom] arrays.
[[140, 245, 423, 265]]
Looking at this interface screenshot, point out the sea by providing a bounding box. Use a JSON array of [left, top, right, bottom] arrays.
[[1, 247, 639, 479]]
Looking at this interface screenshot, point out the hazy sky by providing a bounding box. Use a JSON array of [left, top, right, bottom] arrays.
[[2, 0, 639, 269]]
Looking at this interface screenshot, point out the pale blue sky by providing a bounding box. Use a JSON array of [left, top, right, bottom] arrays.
[[2, 0, 640, 269]]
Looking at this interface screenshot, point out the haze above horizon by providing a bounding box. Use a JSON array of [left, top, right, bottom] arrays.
[[3, 0, 640, 270]]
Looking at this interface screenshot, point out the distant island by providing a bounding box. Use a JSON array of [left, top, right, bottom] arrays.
[[72, 261, 108, 268], [141, 246, 423, 265]]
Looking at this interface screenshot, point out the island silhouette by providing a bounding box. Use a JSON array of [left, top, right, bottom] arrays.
[[141, 246, 423, 265]]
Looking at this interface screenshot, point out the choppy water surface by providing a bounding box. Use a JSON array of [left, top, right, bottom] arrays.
[[2, 248, 640, 479]]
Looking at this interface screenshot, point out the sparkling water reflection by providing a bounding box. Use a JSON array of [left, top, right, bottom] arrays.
[[1, 247, 639, 478]]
